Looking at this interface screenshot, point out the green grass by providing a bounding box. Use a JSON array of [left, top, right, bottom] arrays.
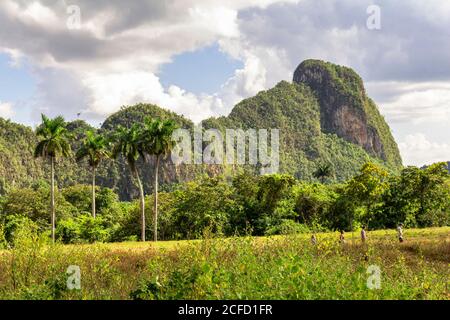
[[81, 226, 450, 251], [0, 227, 448, 300]]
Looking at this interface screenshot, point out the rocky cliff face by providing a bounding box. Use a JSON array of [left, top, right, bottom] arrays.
[[293, 59, 402, 167]]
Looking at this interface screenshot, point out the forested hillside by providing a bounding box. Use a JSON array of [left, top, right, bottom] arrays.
[[203, 80, 396, 181], [0, 60, 403, 200]]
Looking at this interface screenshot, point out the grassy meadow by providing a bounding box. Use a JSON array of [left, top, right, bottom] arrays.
[[0, 226, 448, 300]]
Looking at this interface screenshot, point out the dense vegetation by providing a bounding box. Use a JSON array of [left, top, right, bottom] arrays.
[[0, 224, 448, 299], [0, 118, 96, 194], [1, 160, 448, 244], [203, 80, 400, 181]]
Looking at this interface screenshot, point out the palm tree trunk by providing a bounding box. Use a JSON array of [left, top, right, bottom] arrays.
[[50, 156, 55, 244], [153, 155, 160, 242], [134, 169, 146, 242], [92, 166, 96, 219]]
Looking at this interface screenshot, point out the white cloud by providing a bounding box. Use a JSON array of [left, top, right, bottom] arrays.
[[1, 48, 23, 67], [218, 52, 268, 106], [0, 0, 295, 124], [0, 102, 14, 119], [399, 133, 450, 167], [79, 70, 226, 123], [0, 0, 450, 166], [367, 82, 450, 124], [0, 0, 302, 125], [21, 1, 60, 27]]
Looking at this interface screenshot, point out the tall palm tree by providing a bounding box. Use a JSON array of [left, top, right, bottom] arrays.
[[141, 118, 178, 242], [76, 130, 110, 218], [313, 162, 334, 184], [112, 124, 146, 242], [34, 114, 72, 243]]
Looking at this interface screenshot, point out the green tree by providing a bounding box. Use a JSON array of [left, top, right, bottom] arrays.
[[112, 124, 146, 241], [255, 174, 295, 235], [313, 162, 334, 184], [229, 172, 296, 236], [141, 118, 178, 242], [34, 114, 72, 243], [76, 131, 110, 218], [346, 162, 388, 230], [294, 182, 338, 229], [170, 176, 235, 239], [1, 185, 77, 230], [415, 163, 450, 225], [381, 163, 450, 227]]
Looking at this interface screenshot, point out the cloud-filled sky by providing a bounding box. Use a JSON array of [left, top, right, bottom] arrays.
[[0, 0, 449, 167]]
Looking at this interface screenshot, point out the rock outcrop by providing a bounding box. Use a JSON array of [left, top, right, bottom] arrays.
[[293, 59, 402, 167]]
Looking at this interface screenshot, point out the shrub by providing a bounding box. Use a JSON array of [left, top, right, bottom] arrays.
[[265, 220, 310, 235], [56, 215, 111, 244], [0, 223, 7, 249], [62, 185, 121, 216], [1, 186, 77, 229], [77, 215, 110, 243], [3, 215, 38, 244], [56, 218, 80, 244]]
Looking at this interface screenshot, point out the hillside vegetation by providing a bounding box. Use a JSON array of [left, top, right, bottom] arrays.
[[0, 60, 403, 200]]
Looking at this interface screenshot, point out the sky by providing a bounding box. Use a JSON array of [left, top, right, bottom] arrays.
[[0, 0, 449, 167]]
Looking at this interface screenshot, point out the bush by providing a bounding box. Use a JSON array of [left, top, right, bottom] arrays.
[[61, 185, 92, 213], [420, 209, 450, 228], [294, 182, 338, 227], [1, 186, 77, 229], [56, 215, 110, 244], [62, 185, 121, 216], [3, 215, 38, 244], [265, 220, 310, 235], [0, 224, 7, 249], [8, 219, 48, 290], [172, 177, 234, 239], [56, 219, 80, 244], [77, 215, 110, 243]]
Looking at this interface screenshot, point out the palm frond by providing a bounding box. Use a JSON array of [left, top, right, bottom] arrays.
[[34, 114, 72, 160]]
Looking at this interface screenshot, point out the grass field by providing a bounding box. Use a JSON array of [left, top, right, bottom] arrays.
[[0, 227, 448, 300], [91, 227, 450, 251]]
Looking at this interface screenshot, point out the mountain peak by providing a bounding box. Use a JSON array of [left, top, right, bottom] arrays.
[[293, 59, 402, 167], [293, 59, 365, 97]]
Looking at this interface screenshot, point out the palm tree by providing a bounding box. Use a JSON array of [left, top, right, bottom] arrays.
[[34, 114, 72, 243], [141, 118, 178, 242], [313, 162, 334, 184], [76, 131, 110, 218], [112, 124, 146, 242]]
